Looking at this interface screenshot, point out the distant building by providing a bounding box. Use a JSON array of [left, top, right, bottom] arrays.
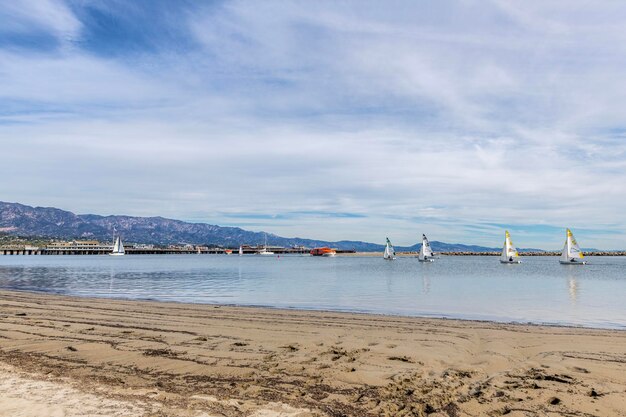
[[133, 243, 155, 249], [46, 240, 112, 250]]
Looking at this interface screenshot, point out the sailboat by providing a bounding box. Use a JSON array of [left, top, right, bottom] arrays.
[[500, 231, 521, 264], [560, 229, 586, 265], [239, 245, 243, 256], [383, 237, 396, 260], [109, 235, 125, 256], [257, 233, 275, 256], [418, 234, 434, 262]]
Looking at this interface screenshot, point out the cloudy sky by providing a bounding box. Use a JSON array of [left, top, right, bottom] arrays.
[[2, 1, 626, 249]]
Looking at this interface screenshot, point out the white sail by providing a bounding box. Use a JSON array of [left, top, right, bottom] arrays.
[[418, 234, 434, 261], [383, 237, 396, 260], [110, 235, 125, 256], [239, 245, 243, 256], [560, 229, 585, 264], [500, 231, 520, 263], [257, 233, 275, 255]]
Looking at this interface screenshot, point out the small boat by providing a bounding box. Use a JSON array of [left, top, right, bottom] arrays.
[[257, 233, 275, 256], [500, 231, 521, 264], [418, 234, 434, 262], [224, 249, 233, 255], [310, 247, 336, 257], [239, 245, 243, 256], [560, 229, 587, 265], [109, 235, 125, 256], [383, 237, 396, 260]]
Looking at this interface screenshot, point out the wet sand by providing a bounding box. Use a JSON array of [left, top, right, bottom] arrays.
[[1, 290, 625, 417]]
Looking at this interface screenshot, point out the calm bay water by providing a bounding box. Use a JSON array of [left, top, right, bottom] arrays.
[[0, 255, 625, 329]]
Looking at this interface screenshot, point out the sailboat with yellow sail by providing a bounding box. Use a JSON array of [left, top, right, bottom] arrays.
[[500, 231, 521, 264], [560, 229, 587, 265]]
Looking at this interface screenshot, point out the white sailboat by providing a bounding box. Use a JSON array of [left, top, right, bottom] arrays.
[[383, 237, 396, 260], [239, 245, 243, 256], [257, 233, 275, 256], [418, 234, 434, 262], [109, 235, 125, 256], [500, 231, 521, 264], [560, 229, 586, 265]]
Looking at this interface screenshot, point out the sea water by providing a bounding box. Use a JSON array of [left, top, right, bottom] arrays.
[[0, 255, 624, 329]]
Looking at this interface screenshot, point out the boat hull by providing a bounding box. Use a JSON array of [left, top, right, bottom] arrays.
[[559, 260, 586, 265], [108, 253, 125, 256], [418, 258, 434, 262], [500, 259, 521, 264], [310, 247, 336, 257]]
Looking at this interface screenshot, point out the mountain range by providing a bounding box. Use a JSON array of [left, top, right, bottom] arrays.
[[0, 201, 525, 252]]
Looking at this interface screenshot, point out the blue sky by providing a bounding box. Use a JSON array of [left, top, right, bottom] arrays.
[[2, 1, 626, 249]]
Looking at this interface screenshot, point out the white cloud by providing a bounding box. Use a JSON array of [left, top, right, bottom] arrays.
[[1, 1, 626, 248], [0, 0, 81, 44]]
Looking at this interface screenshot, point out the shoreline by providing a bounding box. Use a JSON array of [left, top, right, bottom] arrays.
[[1, 289, 625, 416], [6, 288, 626, 331]]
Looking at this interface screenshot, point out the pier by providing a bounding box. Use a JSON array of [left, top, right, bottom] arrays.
[[0, 241, 355, 256]]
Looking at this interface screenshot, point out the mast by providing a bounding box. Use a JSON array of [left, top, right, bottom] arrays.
[[561, 229, 585, 263], [567, 229, 584, 259], [501, 231, 520, 262], [384, 237, 395, 259], [418, 234, 432, 261]]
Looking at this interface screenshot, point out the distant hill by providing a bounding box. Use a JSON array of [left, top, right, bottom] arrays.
[[0, 201, 514, 252], [397, 241, 500, 253]]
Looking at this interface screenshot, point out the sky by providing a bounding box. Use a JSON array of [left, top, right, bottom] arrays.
[[1, 1, 626, 249]]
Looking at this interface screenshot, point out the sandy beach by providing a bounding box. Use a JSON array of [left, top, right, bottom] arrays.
[[0, 290, 625, 417]]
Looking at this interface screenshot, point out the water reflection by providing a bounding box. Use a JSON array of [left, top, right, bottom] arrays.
[[568, 276, 579, 303], [108, 268, 115, 296], [421, 267, 431, 294]]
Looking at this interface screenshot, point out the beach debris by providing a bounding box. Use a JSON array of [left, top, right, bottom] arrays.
[[442, 402, 460, 417], [492, 390, 505, 398], [388, 355, 414, 363], [142, 348, 184, 358], [588, 388, 600, 397], [442, 369, 473, 379], [468, 384, 483, 398], [280, 344, 299, 351], [15, 312, 27, 316], [66, 346, 77, 351], [423, 403, 436, 413], [548, 396, 561, 405]]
